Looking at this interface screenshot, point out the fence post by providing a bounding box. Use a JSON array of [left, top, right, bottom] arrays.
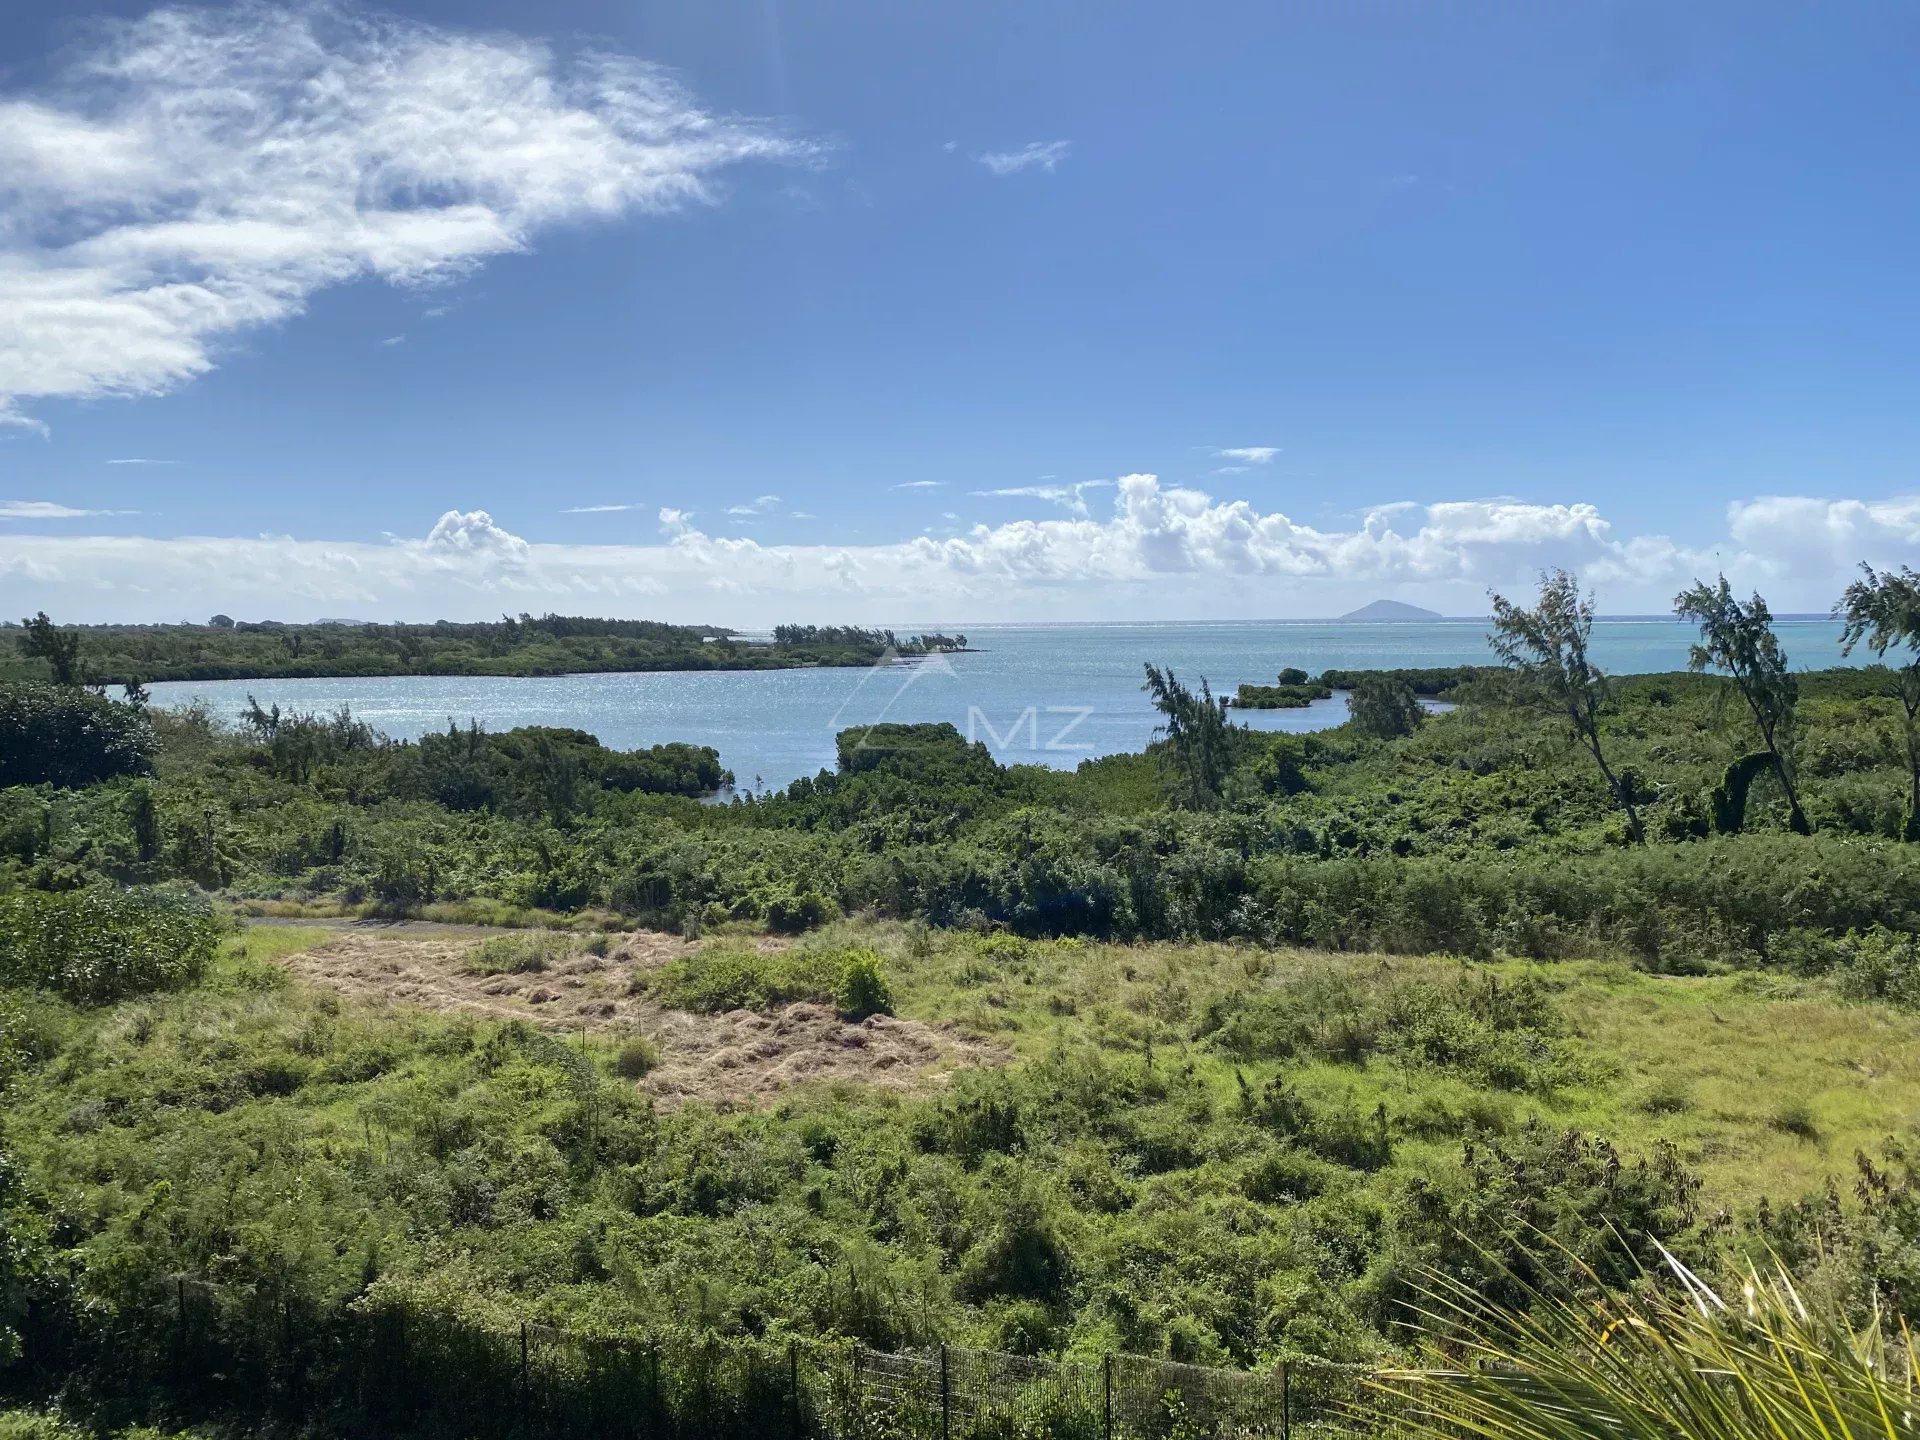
[[789, 1340, 801, 1440], [1102, 1353, 1113, 1440], [174, 1277, 187, 1383], [940, 1343, 951, 1440]]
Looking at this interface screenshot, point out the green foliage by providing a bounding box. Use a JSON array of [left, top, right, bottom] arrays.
[[0, 683, 154, 788], [465, 931, 575, 975], [16, 613, 82, 686], [0, 613, 916, 685], [612, 1033, 661, 1078], [642, 944, 841, 1012], [1374, 1248, 1920, 1440], [834, 948, 893, 1019], [1839, 562, 1920, 841], [1232, 681, 1331, 709], [1143, 664, 1240, 808], [1346, 675, 1424, 740], [0, 887, 218, 1003], [1490, 569, 1644, 843], [1676, 574, 1811, 834]]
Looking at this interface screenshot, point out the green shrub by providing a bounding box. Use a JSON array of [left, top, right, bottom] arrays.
[[0, 887, 219, 1003], [643, 945, 837, 1013], [835, 948, 893, 1019], [765, 888, 838, 934], [613, 1034, 662, 1079], [465, 932, 572, 975], [0, 682, 153, 789]]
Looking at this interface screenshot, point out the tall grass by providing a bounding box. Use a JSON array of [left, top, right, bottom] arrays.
[[1373, 1245, 1918, 1438]]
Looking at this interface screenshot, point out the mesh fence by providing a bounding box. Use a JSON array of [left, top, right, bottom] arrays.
[[52, 1271, 1406, 1438]]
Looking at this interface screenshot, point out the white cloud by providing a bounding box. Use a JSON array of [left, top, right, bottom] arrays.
[[970, 479, 1115, 518], [105, 457, 177, 466], [1, 479, 1909, 623], [976, 140, 1071, 176], [726, 494, 782, 517], [0, 499, 135, 519], [892, 480, 943, 490], [0, 3, 811, 431], [423, 508, 529, 562], [382, 334, 407, 347], [563, 503, 643, 514], [1214, 446, 1278, 464]]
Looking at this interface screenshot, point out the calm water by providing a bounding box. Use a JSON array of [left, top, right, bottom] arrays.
[[147, 618, 1861, 793]]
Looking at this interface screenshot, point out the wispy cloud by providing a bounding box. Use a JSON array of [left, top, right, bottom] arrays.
[[0, 3, 813, 432], [970, 479, 1115, 517], [563, 503, 644, 514], [382, 334, 407, 347], [892, 480, 944, 490], [1214, 446, 1279, 464], [976, 140, 1072, 176], [0, 500, 137, 519], [726, 494, 782, 517], [105, 457, 177, 466]]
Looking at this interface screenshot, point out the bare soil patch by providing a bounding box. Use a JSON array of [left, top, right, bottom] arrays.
[[268, 927, 994, 1105]]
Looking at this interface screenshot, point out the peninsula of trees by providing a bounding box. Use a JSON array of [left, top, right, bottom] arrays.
[[0, 613, 970, 685]]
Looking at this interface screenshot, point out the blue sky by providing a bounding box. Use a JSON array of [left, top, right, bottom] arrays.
[[1, 0, 1916, 623]]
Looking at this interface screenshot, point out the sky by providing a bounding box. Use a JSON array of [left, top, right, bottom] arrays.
[[0, 0, 1917, 625]]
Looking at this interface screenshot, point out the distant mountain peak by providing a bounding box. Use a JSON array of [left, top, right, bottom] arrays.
[[1340, 599, 1443, 622]]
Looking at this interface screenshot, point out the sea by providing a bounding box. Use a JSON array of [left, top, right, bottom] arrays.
[[146, 618, 1865, 794]]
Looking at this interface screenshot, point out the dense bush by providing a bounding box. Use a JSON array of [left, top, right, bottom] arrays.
[[0, 886, 219, 1002], [641, 944, 842, 1012], [0, 683, 153, 789]]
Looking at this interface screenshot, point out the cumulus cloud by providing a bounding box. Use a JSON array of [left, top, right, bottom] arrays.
[[976, 140, 1071, 176], [423, 508, 529, 562], [1723, 496, 1920, 591], [0, 3, 810, 430], [1, 479, 1907, 623]]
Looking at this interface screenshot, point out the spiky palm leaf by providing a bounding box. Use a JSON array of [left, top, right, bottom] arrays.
[[1369, 1245, 1919, 1438]]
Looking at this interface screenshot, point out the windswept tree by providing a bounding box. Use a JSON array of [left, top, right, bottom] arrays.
[[1347, 674, 1425, 741], [1674, 575, 1810, 834], [1838, 562, 1920, 840], [1489, 569, 1644, 844], [18, 611, 82, 686], [1143, 663, 1236, 808]]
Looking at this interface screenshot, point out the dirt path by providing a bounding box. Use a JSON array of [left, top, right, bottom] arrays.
[[257, 923, 995, 1106]]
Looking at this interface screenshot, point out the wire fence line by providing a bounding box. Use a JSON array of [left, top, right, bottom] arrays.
[[21, 1270, 1402, 1438]]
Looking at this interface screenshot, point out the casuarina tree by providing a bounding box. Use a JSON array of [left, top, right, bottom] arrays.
[[1674, 575, 1810, 834], [1838, 562, 1920, 840], [1490, 569, 1644, 844]]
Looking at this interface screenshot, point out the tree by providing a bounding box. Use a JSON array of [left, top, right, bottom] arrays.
[[1674, 575, 1810, 834], [208, 613, 235, 629], [1489, 569, 1644, 844], [1347, 674, 1424, 741], [1143, 664, 1237, 808], [18, 611, 81, 686], [1838, 562, 1920, 840]]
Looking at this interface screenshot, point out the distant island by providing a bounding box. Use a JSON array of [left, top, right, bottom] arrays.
[[0, 614, 972, 685], [1339, 599, 1443, 622]]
